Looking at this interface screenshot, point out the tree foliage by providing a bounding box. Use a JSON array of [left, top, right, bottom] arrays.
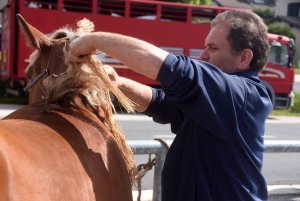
[[268, 24, 296, 40], [166, 0, 211, 5], [253, 8, 275, 24]]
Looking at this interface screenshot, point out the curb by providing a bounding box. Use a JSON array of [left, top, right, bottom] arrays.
[[268, 185, 300, 195], [132, 185, 300, 201], [295, 74, 300, 82], [267, 115, 300, 123], [132, 190, 153, 201]]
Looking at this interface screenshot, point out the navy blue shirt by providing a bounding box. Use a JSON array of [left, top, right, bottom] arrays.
[[143, 54, 273, 201]]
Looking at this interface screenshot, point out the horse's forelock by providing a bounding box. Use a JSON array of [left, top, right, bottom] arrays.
[[50, 28, 78, 41]]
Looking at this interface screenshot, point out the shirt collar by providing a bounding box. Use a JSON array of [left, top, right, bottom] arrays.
[[231, 70, 259, 81]]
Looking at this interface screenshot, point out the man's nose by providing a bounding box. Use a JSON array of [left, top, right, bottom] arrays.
[[199, 49, 209, 62]]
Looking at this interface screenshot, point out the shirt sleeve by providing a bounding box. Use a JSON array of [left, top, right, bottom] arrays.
[[143, 88, 185, 134], [156, 53, 247, 140]]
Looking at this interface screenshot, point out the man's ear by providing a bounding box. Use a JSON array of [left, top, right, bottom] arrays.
[[237, 49, 253, 70]]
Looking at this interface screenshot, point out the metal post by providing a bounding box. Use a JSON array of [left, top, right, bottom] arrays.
[[152, 150, 167, 201], [128, 140, 171, 201]]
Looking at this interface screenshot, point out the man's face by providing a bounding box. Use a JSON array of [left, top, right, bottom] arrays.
[[200, 23, 241, 74]]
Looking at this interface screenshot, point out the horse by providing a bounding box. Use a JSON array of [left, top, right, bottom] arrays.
[[0, 14, 139, 200]]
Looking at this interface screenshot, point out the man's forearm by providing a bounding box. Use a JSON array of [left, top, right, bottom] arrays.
[[90, 32, 169, 80], [117, 77, 153, 112]]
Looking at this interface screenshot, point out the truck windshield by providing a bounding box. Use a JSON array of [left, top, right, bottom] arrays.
[[268, 42, 288, 66]]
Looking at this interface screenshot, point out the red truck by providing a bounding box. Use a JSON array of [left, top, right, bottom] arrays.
[[0, 0, 295, 108]]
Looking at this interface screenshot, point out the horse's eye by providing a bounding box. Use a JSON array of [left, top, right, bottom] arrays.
[[27, 74, 32, 81]]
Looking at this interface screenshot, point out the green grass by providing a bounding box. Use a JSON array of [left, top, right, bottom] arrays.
[[295, 67, 300, 74], [270, 92, 300, 116], [0, 82, 29, 105], [0, 95, 29, 105]]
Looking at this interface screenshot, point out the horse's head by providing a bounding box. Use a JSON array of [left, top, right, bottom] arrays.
[[17, 14, 73, 104]]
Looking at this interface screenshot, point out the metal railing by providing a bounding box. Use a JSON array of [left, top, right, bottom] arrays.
[[128, 140, 300, 201]]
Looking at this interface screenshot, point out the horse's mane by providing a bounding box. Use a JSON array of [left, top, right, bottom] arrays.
[[33, 19, 139, 184]]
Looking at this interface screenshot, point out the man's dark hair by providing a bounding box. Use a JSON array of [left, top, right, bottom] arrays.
[[211, 10, 270, 72]]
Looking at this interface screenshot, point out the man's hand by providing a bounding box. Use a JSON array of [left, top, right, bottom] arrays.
[[103, 65, 121, 86], [67, 33, 97, 63]]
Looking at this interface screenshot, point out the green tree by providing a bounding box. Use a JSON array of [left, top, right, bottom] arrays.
[[253, 8, 275, 24], [268, 24, 296, 40], [166, 0, 211, 5]]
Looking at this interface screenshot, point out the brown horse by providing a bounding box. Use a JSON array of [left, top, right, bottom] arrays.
[[0, 15, 139, 200]]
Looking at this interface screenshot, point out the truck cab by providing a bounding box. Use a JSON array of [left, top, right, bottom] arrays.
[[260, 33, 295, 108]]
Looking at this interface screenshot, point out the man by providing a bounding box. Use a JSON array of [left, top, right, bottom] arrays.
[[68, 10, 272, 201]]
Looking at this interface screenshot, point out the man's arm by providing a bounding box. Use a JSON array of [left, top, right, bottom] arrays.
[[117, 77, 152, 112], [68, 32, 169, 80], [104, 65, 152, 112]]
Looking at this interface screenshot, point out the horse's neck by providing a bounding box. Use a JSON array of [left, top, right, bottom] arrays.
[[2, 100, 47, 120], [3, 98, 112, 151], [5, 97, 103, 121], [3, 98, 108, 137], [73, 96, 105, 120]]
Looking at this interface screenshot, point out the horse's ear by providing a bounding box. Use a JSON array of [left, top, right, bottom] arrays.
[[16, 14, 51, 50]]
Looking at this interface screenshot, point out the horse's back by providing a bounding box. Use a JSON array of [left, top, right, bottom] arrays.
[[0, 101, 132, 201]]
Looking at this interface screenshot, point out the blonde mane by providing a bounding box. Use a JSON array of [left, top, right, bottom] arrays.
[[38, 19, 139, 184]]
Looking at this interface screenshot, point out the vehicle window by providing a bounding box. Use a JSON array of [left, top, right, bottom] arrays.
[[268, 42, 288, 66]]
